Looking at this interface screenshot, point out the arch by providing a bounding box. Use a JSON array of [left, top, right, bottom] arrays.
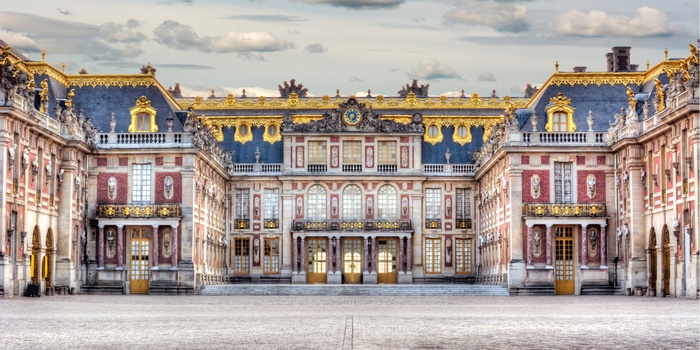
[[31, 226, 40, 285], [46, 228, 54, 288], [377, 185, 398, 220], [342, 184, 362, 220], [649, 227, 657, 292], [307, 184, 328, 220], [662, 225, 670, 295]]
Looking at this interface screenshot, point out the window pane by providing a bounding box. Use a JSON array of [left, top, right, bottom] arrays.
[[425, 189, 441, 219], [132, 164, 151, 204], [343, 141, 362, 164], [308, 185, 327, 220], [308, 141, 327, 164], [378, 141, 396, 164], [342, 185, 362, 220], [235, 189, 250, 220], [264, 189, 279, 220], [378, 185, 397, 220]]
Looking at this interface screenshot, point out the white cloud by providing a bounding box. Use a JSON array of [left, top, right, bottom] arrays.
[[443, 0, 530, 33], [408, 59, 461, 80], [554, 7, 673, 37], [0, 30, 41, 53], [153, 20, 293, 53], [181, 85, 280, 98], [296, 0, 404, 10], [99, 20, 147, 44], [477, 72, 496, 82]]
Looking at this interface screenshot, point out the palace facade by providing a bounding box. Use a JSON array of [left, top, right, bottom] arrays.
[[1, 42, 698, 297]]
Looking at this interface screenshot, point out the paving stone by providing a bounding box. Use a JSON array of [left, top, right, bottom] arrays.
[[0, 295, 697, 349]]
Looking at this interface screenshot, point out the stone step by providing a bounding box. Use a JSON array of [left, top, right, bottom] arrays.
[[197, 284, 510, 296], [79, 285, 124, 295]]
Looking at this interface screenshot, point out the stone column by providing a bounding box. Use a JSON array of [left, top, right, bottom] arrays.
[[291, 235, 297, 273], [627, 145, 647, 289], [152, 225, 159, 269], [170, 225, 178, 269], [363, 236, 369, 273], [600, 224, 608, 268], [645, 248, 653, 296], [97, 225, 105, 269], [545, 224, 553, 268], [581, 224, 589, 269], [526, 224, 534, 268], [398, 236, 405, 273], [116, 225, 124, 269], [406, 235, 412, 272], [656, 245, 664, 296], [281, 192, 294, 276], [300, 236, 306, 274]]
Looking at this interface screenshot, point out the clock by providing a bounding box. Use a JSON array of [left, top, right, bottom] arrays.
[[343, 108, 362, 126]]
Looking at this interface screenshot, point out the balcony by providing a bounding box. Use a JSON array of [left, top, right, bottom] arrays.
[[425, 219, 442, 230], [230, 163, 283, 175], [97, 132, 191, 149], [293, 219, 412, 232], [422, 164, 476, 176], [516, 132, 606, 146], [342, 164, 362, 173], [377, 164, 397, 173], [455, 218, 472, 230], [307, 164, 327, 173], [97, 204, 182, 218], [523, 203, 607, 218], [234, 219, 250, 230], [264, 219, 280, 229]]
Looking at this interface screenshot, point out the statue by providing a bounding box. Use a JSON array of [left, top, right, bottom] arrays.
[[587, 175, 596, 198], [445, 148, 451, 164], [164, 176, 173, 200], [277, 79, 308, 97], [255, 147, 261, 164], [108, 177, 117, 200], [531, 175, 540, 199], [397, 79, 430, 97]]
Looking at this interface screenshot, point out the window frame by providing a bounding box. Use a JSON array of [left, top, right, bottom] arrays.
[[308, 141, 327, 164], [233, 238, 250, 274], [131, 163, 152, 204], [425, 238, 442, 274], [455, 238, 473, 274], [377, 185, 397, 220], [307, 185, 327, 220], [263, 237, 280, 274], [342, 185, 362, 220], [425, 188, 441, 220]]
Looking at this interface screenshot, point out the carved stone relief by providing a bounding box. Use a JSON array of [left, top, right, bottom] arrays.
[[533, 228, 542, 257], [587, 174, 596, 199], [108, 177, 117, 200], [366, 147, 374, 168], [531, 174, 541, 199], [164, 176, 174, 200], [106, 228, 116, 258], [401, 146, 409, 168], [162, 228, 172, 258]]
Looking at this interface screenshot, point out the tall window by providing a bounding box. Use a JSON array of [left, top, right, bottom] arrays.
[[377, 185, 397, 220], [234, 189, 250, 220], [132, 164, 151, 204], [264, 189, 279, 228], [455, 238, 473, 273], [456, 188, 471, 229], [264, 238, 280, 273], [425, 238, 442, 274], [425, 189, 441, 219], [342, 185, 362, 220], [137, 113, 150, 132], [552, 112, 568, 132], [553, 162, 572, 203], [343, 141, 362, 164], [308, 141, 327, 164], [234, 238, 249, 273], [307, 185, 327, 220], [377, 141, 396, 164]]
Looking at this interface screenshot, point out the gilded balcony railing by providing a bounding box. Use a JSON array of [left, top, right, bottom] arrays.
[[455, 218, 472, 230], [97, 204, 182, 218], [425, 219, 442, 230], [523, 203, 606, 217], [234, 219, 250, 229], [293, 219, 412, 232], [264, 219, 280, 229]]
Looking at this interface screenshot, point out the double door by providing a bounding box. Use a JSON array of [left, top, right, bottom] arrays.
[[555, 226, 574, 295], [130, 227, 151, 294]]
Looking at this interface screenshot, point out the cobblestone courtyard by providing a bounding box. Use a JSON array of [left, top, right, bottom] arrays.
[[1, 295, 698, 349]]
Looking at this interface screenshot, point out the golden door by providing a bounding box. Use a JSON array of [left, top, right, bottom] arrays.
[[377, 238, 398, 284], [555, 226, 575, 295], [129, 227, 151, 294], [307, 238, 327, 284], [343, 238, 362, 284]]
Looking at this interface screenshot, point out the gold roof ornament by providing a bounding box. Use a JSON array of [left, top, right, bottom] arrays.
[[66, 89, 74, 108]]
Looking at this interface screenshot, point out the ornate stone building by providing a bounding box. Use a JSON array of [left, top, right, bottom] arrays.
[[1, 42, 697, 297]]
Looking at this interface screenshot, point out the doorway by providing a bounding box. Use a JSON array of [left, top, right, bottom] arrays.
[[555, 226, 574, 295], [129, 227, 151, 294], [307, 238, 327, 284], [377, 238, 397, 284], [343, 238, 362, 284]]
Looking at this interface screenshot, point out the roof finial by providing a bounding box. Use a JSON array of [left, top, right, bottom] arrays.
[[555, 60, 559, 73], [664, 48, 668, 61], [646, 60, 650, 70], [41, 50, 46, 62], [62, 62, 66, 73]]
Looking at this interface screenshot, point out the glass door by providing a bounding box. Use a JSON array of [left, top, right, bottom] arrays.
[[129, 227, 151, 294]]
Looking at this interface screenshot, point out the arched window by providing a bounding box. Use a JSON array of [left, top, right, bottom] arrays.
[[377, 185, 397, 220], [342, 185, 362, 220], [307, 185, 327, 220]]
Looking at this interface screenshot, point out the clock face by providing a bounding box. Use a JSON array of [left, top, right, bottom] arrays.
[[343, 108, 361, 126]]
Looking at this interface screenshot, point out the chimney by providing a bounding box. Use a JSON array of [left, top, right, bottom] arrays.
[[606, 53, 614, 72], [573, 66, 587, 72], [611, 46, 631, 72]]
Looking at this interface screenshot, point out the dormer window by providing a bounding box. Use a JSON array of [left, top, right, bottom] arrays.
[[545, 93, 576, 132], [128, 96, 158, 133]]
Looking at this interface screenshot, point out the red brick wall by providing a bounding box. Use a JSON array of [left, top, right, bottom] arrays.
[[522, 170, 550, 202], [97, 173, 128, 204], [577, 170, 605, 203], [521, 155, 529, 164], [155, 172, 182, 203], [96, 157, 107, 167], [119, 157, 128, 166]]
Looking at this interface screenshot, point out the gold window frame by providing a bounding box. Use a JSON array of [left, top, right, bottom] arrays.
[[545, 93, 576, 132], [452, 123, 472, 145], [128, 96, 158, 133], [424, 123, 443, 145], [234, 123, 253, 144]]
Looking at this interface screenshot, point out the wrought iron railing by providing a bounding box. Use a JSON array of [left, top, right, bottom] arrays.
[[523, 203, 607, 217], [377, 164, 397, 173], [425, 218, 442, 230], [264, 219, 280, 229], [292, 219, 412, 232], [234, 219, 250, 229], [97, 204, 182, 218], [307, 164, 327, 173], [456, 218, 472, 230]]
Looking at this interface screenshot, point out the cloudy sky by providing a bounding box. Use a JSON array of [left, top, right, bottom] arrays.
[[1, 0, 697, 98]]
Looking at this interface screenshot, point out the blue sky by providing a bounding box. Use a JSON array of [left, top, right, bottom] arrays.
[[1, 0, 697, 98]]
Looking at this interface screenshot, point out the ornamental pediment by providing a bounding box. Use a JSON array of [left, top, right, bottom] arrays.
[[281, 97, 424, 133]]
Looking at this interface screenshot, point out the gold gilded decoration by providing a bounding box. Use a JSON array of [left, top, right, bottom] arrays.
[[39, 79, 49, 113], [235, 219, 250, 229], [626, 87, 637, 109], [425, 219, 442, 230], [379, 115, 412, 124], [293, 115, 323, 124], [263, 121, 282, 144], [423, 116, 502, 143], [406, 92, 418, 107], [264, 219, 280, 229], [176, 94, 529, 111], [97, 204, 181, 218], [523, 203, 606, 217], [288, 92, 300, 107], [65, 89, 75, 109], [128, 96, 158, 133], [234, 122, 253, 144], [453, 123, 472, 146], [545, 93, 576, 132], [293, 219, 411, 232], [654, 78, 665, 111], [424, 123, 443, 145]]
